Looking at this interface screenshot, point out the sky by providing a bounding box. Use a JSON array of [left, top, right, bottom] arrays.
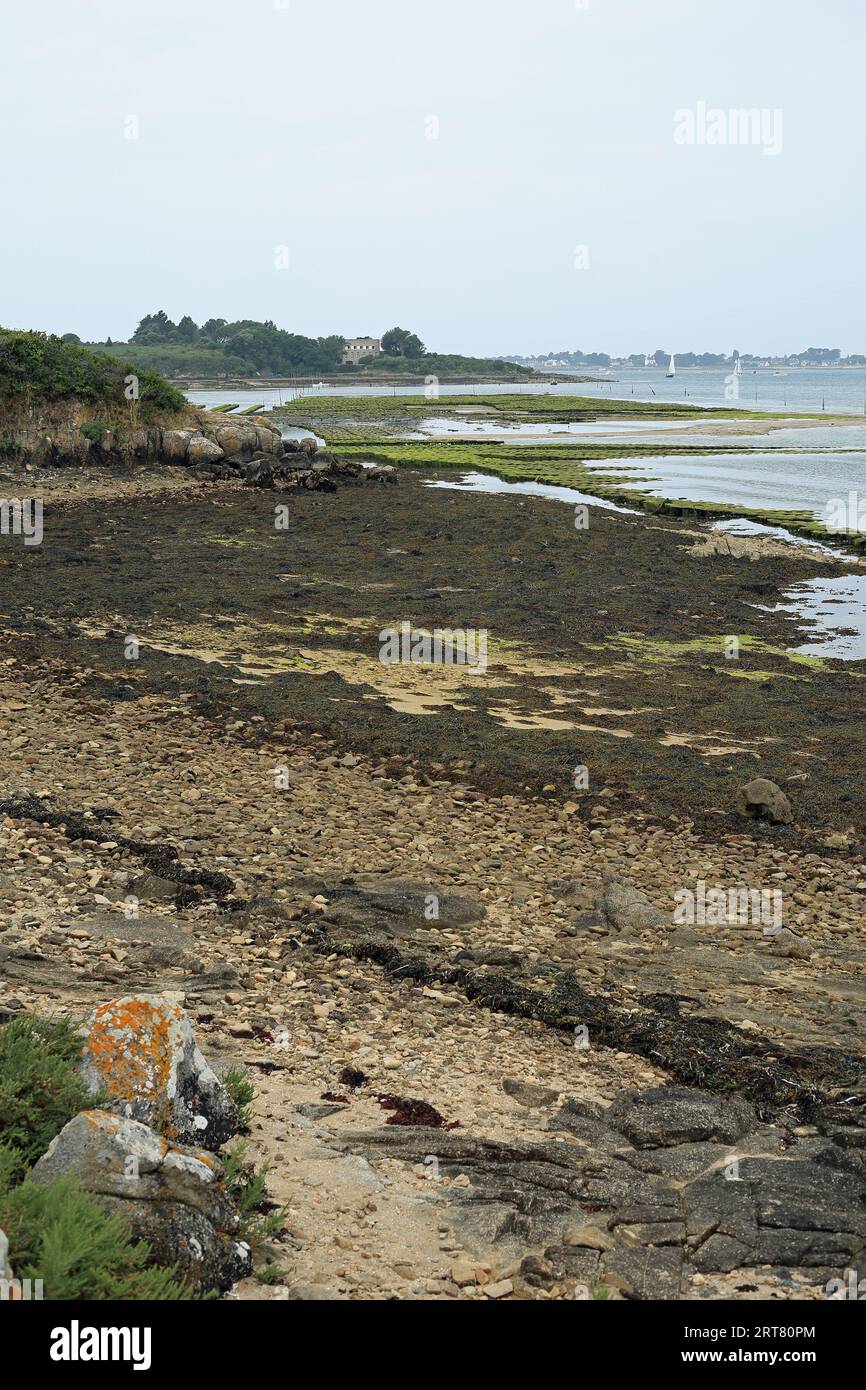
[[2, 0, 864, 356]]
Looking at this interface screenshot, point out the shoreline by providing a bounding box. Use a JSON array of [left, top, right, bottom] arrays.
[[1, 458, 864, 1302]]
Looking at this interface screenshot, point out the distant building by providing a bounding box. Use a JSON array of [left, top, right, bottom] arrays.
[[342, 336, 382, 365]]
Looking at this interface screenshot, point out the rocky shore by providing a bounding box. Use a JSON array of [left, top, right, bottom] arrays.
[[0, 405, 385, 491], [0, 446, 863, 1301]]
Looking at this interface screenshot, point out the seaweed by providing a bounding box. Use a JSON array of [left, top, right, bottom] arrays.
[[375, 1094, 460, 1130]]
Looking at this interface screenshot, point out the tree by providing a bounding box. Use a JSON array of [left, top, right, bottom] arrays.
[[132, 310, 177, 345], [175, 315, 199, 343], [381, 327, 425, 358], [201, 318, 229, 342], [61, 333, 81, 344]]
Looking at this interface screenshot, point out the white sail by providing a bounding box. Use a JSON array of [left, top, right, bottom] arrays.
[[734, 358, 743, 377], [666, 354, 676, 377]]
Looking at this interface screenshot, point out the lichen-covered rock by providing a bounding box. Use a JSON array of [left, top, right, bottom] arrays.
[[736, 778, 794, 825], [30, 1111, 250, 1292], [254, 424, 281, 453], [160, 429, 192, 462], [78, 995, 239, 1150], [186, 436, 225, 466]]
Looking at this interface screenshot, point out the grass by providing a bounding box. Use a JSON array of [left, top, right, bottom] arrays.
[[272, 391, 778, 441], [274, 392, 773, 423]]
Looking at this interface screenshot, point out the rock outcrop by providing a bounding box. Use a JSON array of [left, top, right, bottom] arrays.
[[30, 1111, 250, 1292], [342, 1083, 866, 1299], [0, 403, 376, 491]]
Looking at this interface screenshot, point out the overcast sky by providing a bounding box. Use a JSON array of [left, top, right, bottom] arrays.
[[2, 0, 863, 355]]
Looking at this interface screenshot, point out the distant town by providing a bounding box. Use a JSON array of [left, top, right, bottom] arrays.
[[502, 347, 866, 370]]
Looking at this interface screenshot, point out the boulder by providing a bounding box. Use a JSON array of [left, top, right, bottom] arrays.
[[212, 425, 247, 458], [736, 778, 793, 825], [573, 874, 667, 935], [771, 927, 813, 960], [160, 429, 191, 462], [242, 457, 275, 488], [605, 1086, 757, 1149], [290, 873, 485, 939], [128, 872, 177, 904], [502, 1078, 560, 1109], [78, 994, 240, 1150], [254, 425, 281, 453], [186, 436, 225, 466], [30, 1111, 250, 1292], [600, 874, 668, 932]]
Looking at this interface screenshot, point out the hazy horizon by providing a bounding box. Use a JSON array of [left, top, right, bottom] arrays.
[[3, 0, 863, 357]]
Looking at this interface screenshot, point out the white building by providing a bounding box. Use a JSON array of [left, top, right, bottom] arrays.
[[342, 336, 382, 365]]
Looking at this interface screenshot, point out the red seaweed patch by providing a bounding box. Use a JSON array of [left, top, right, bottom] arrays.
[[375, 1093, 460, 1129]]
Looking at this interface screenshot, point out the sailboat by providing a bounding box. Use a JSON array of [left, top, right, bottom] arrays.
[[734, 358, 743, 378], [666, 354, 676, 378]]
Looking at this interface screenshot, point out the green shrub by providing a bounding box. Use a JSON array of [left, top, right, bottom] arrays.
[[0, 1016, 95, 1179], [222, 1141, 285, 1241], [223, 1066, 254, 1131], [80, 419, 108, 444], [0, 330, 186, 418], [0, 1166, 195, 1300]]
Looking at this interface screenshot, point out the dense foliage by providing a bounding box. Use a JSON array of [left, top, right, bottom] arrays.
[[381, 326, 425, 357], [0, 1016, 96, 1179], [120, 311, 347, 376], [361, 351, 532, 376], [91, 313, 533, 378], [0, 1161, 195, 1300], [0, 330, 186, 415]]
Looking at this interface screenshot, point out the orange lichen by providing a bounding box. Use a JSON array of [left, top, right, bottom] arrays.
[[83, 997, 183, 1108]]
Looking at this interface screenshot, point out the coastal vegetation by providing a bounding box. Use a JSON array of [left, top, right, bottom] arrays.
[[79, 313, 534, 381], [272, 391, 758, 438], [0, 329, 186, 418]]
